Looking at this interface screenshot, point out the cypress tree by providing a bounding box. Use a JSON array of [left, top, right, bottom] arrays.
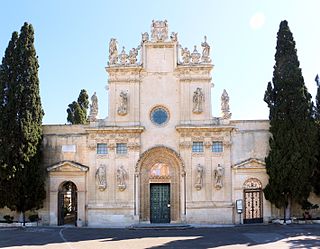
[[0, 23, 45, 223], [312, 75, 320, 195], [264, 20, 317, 221], [66, 89, 89, 124]]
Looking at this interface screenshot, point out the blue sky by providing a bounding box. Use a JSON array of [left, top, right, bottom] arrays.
[[1, 0, 320, 124]]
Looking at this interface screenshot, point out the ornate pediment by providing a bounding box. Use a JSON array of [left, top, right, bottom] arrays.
[[47, 160, 89, 172], [232, 158, 265, 169]]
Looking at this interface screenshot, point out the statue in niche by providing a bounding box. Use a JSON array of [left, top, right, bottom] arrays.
[[170, 32, 178, 42], [191, 45, 201, 64], [128, 47, 138, 65], [151, 20, 168, 42], [117, 166, 127, 191], [201, 36, 211, 63], [195, 164, 203, 190], [119, 46, 128, 65], [89, 92, 98, 122], [221, 89, 232, 119], [96, 164, 107, 191], [117, 90, 128, 116], [181, 47, 191, 64], [192, 87, 204, 113], [214, 164, 224, 190], [142, 32, 149, 43], [109, 38, 118, 65]]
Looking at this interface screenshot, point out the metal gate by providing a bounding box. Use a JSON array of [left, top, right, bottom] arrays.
[[243, 189, 263, 224], [150, 184, 170, 223], [58, 181, 77, 226]]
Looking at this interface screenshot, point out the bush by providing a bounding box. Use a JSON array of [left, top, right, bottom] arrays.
[[3, 215, 14, 223], [28, 214, 39, 222]]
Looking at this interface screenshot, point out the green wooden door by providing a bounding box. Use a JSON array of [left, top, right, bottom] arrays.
[[150, 184, 170, 223]]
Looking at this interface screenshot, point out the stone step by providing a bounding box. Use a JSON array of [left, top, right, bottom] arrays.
[[128, 223, 193, 230]]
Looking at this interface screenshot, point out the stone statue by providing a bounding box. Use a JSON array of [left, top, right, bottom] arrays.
[[117, 166, 127, 191], [142, 32, 149, 42], [181, 47, 191, 64], [221, 89, 232, 119], [119, 46, 128, 65], [192, 87, 204, 113], [170, 32, 178, 42], [117, 90, 128, 116], [96, 164, 107, 191], [191, 45, 201, 64], [214, 164, 224, 190], [201, 36, 211, 63], [151, 20, 168, 42], [89, 92, 98, 122], [109, 38, 118, 65], [128, 47, 138, 65], [195, 164, 203, 190]]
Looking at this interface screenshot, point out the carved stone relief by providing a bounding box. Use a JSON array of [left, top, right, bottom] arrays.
[[181, 47, 191, 64], [96, 164, 107, 191], [191, 46, 201, 64], [151, 20, 168, 42], [117, 90, 128, 116], [214, 164, 224, 190], [192, 87, 204, 114], [117, 165, 127, 191], [108, 38, 118, 65], [194, 164, 203, 191]]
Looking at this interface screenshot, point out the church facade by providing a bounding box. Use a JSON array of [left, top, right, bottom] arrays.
[[1, 19, 306, 228], [40, 20, 275, 226]]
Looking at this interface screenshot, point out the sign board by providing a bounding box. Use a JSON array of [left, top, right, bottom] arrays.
[[236, 199, 243, 214], [62, 144, 76, 153]]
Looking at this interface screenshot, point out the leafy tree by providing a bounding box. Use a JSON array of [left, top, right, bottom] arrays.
[[0, 23, 45, 224], [312, 75, 320, 195], [263, 20, 317, 221], [66, 89, 89, 124]]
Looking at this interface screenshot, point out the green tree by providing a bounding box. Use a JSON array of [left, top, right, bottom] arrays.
[[264, 20, 317, 221], [0, 23, 45, 224], [312, 75, 320, 195], [66, 89, 89, 124]]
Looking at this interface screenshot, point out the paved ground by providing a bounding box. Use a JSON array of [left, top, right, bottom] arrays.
[[0, 224, 319, 249]]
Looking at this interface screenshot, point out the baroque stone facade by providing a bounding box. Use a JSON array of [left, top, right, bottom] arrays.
[[6, 20, 317, 226]]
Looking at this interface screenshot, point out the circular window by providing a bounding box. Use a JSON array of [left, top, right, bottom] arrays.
[[150, 107, 169, 126]]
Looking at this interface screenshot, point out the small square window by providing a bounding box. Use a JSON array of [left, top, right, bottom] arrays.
[[116, 143, 128, 154], [192, 142, 204, 153], [212, 141, 223, 153], [97, 143, 108, 154]]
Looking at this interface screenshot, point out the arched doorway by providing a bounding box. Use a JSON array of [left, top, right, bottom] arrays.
[[243, 178, 263, 224], [58, 181, 77, 226], [135, 146, 185, 223]]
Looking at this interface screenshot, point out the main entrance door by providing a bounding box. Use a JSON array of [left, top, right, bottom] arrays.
[[150, 184, 170, 223]]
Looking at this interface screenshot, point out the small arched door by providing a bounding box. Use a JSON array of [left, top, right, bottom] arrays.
[[243, 178, 263, 224], [58, 181, 77, 226]]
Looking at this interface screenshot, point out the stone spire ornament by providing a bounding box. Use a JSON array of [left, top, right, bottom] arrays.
[[108, 38, 118, 65], [221, 89, 231, 119], [191, 45, 201, 64], [201, 36, 211, 63], [89, 92, 98, 122]]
